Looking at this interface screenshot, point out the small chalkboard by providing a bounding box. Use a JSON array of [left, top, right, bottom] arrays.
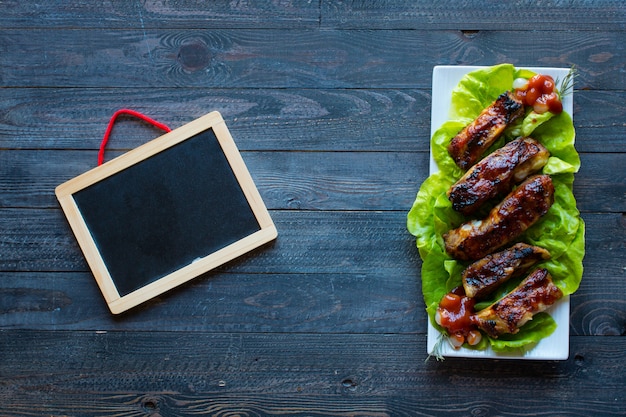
[[56, 111, 277, 314]]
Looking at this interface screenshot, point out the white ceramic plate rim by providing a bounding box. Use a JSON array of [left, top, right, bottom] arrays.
[[427, 65, 573, 360]]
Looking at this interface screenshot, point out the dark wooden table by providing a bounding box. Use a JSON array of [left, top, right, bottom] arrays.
[[1, 1, 625, 415]]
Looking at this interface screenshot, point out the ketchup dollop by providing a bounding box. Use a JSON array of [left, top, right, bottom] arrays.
[[435, 286, 482, 348], [514, 74, 563, 114]]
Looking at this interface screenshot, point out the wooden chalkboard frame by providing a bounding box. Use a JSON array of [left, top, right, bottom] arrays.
[[56, 111, 277, 314]]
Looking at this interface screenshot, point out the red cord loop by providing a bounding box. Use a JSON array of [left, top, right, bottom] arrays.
[[98, 109, 171, 166]]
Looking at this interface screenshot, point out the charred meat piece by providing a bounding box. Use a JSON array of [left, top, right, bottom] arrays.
[[462, 243, 551, 299], [448, 91, 525, 170], [471, 268, 563, 338], [448, 137, 550, 215], [444, 174, 554, 261]]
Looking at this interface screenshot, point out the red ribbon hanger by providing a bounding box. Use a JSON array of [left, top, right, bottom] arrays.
[[98, 109, 171, 166]]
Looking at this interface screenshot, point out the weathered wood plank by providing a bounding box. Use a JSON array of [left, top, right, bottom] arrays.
[[0, 271, 425, 333], [0, 209, 421, 274], [0, 29, 623, 89], [0, 211, 620, 336], [1, 255, 624, 337], [1, 88, 623, 153], [1, 149, 623, 213], [0, 331, 624, 416], [23, 150, 393, 210], [0, 0, 320, 29], [571, 276, 626, 337], [1, 209, 622, 276], [0, 88, 431, 152], [574, 152, 626, 213], [0, 204, 621, 335], [3, 0, 624, 32], [573, 90, 626, 153], [322, 0, 626, 30], [0, 150, 428, 210]]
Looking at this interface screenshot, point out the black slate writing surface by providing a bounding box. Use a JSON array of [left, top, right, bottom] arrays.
[[73, 128, 261, 297]]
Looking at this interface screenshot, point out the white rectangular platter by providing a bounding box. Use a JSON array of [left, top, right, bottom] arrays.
[[427, 66, 573, 360]]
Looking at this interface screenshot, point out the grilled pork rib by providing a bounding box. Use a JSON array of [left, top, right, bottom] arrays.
[[471, 268, 563, 338], [448, 91, 525, 170], [448, 137, 550, 215], [444, 174, 554, 261], [462, 243, 551, 299]]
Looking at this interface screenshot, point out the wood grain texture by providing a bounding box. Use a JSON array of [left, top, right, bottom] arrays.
[[1, 331, 625, 416], [1, 1, 624, 415], [1, 149, 429, 210], [1, 262, 624, 337], [322, 0, 626, 30], [2, 0, 624, 31], [1, 149, 623, 212], [0, 209, 420, 274], [0, 209, 622, 277], [0, 29, 623, 89], [0, 88, 432, 152], [4, 209, 622, 277], [0, 0, 320, 29], [1, 88, 625, 153], [0, 211, 624, 337], [0, 271, 425, 333]]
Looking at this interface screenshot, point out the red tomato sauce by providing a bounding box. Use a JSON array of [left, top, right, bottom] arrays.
[[514, 74, 563, 114], [436, 286, 476, 336]]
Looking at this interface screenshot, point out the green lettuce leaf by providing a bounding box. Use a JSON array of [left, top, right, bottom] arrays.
[[407, 64, 585, 352], [450, 64, 518, 120], [489, 313, 558, 352]]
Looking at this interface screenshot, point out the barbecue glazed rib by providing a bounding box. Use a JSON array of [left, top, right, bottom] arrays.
[[471, 268, 563, 338], [462, 243, 551, 299], [448, 91, 525, 170], [444, 174, 554, 261], [448, 137, 550, 215]]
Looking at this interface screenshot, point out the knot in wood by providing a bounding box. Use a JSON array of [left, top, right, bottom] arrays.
[[177, 41, 211, 72]]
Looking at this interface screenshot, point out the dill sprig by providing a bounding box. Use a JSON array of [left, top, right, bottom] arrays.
[[555, 66, 577, 98]]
